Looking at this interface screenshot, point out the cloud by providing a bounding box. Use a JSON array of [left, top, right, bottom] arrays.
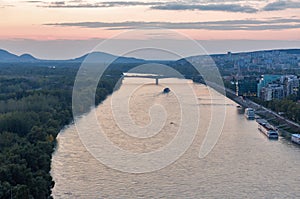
[[30, 0, 259, 13], [52, 1, 65, 5], [151, 3, 258, 13], [263, 0, 300, 11], [99, 1, 164, 6], [0, 4, 14, 8], [25, 1, 43, 3], [26, 0, 300, 12], [37, 1, 164, 8], [45, 18, 300, 31]]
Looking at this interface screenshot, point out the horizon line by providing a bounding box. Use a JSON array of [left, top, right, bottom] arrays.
[[1, 47, 300, 62]]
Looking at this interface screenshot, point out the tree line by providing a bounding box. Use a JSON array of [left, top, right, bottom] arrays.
[[0, 64, 121, 199]]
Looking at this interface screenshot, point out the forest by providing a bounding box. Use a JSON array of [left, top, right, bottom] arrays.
[[0, 57, 204, 198], [0, 63, 121, 198]]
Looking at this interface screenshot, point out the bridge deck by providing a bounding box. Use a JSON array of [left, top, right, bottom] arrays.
[[122, 75, 182, 79]]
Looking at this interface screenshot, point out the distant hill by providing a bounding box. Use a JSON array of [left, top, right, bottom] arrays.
[[0, 49, 39, 62], [0, 49, 145, 64], [232, 49, 300, 56], [209, 49, 300, 57], [69, 52, 145, 64], [274, 49, 300, 54], [0, 48, 299, 64], [19, 54, 38, 62]]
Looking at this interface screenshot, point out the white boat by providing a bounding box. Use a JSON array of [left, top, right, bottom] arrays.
[[244, 108, 255, 120], [256, 119, 278, 139], [291, 134, 300, 144]]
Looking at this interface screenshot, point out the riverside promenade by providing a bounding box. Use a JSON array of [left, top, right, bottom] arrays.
[[207, 81, 300, 134]]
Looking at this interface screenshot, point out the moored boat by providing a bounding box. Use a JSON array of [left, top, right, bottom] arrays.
[[244, 108, 255, 120], [291, 134, 300, 144], [256, 119, 278, 139]]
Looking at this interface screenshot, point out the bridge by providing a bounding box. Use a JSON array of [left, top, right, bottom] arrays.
[[122, 74, 183, 85]]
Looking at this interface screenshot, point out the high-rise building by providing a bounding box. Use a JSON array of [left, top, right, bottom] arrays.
[[258, 75, 299, 101], [257, 75, 281, 97], [280, 75, 299, 96], [260, 84, 284, 101], [236, 77, 258, 97]]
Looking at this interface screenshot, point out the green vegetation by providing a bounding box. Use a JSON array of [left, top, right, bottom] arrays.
[[251, 95, 300, 124], [0, 64, 121, 199]]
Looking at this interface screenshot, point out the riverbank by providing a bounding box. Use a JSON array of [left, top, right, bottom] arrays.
[[0, 63, 124, 198], [206, 81, 300, 142]]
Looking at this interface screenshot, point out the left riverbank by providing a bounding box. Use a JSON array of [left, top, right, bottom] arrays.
[[0, 64, 121, 198]]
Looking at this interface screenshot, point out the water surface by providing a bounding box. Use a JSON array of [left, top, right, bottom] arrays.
[[51, 78, 300, 198]]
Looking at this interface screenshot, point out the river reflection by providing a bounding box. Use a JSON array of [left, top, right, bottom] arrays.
[[51, 78, 300, 198]]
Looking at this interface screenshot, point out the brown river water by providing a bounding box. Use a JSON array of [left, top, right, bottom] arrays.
[[51, 77, 300, 198]]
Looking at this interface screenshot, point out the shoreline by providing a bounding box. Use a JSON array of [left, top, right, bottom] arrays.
[[50, 77, 122, 198], [207, 81, 300, 142]]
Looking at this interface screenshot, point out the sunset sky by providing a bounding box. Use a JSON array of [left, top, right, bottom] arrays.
[[1, 0, 300, 59]]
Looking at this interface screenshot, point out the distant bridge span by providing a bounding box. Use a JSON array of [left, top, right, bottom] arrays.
[[122, 75, 183, 85]]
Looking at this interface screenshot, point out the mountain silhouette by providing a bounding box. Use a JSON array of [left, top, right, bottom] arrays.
[[0, 49, 145, 64]]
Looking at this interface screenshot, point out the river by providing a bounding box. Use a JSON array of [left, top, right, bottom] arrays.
[[51, 77, 300, 198]]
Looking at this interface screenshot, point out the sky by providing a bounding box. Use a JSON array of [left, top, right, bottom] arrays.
[[0, 0, 300, 59]]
